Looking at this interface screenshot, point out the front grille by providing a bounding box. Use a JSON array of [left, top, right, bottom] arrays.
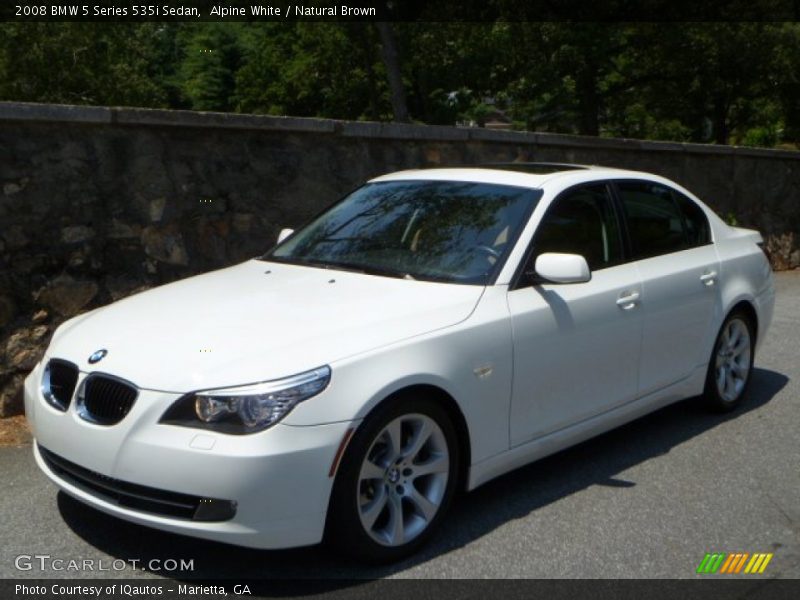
[[78, 375, 138, 425], [38, 445, 237, 522], [43, 359, 79, 411]]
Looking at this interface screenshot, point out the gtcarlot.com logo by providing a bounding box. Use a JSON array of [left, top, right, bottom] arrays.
[[14, 554, 194, 573], [696, 552, 773, 574]]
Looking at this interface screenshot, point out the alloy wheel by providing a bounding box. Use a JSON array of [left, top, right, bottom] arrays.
[[356, 413, 450, 547], [714, 317, 752, 403]]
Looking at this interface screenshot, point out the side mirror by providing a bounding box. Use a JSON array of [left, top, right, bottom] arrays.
[[277, 228, 294, 244], [533, 252, 591, 284]]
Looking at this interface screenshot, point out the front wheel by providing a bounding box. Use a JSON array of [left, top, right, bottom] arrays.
[[703, 311, 755, 412], [325, 396, 460, 563]]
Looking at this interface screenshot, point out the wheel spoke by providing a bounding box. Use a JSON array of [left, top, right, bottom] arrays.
[[360, 458, 385, 481], [717, 365, 727, 392], [386, 494, 404, 545], [727, 323, 741, 349], [385, 419, 403, 462], [361, 487, 388, 529], [725, 370, 736, 399], [408, 488, 438, 522], [413, 454, 448, 477], [733, 353, 749, 374], [404, 419, 432, 460], [720, 327, 730, 349]]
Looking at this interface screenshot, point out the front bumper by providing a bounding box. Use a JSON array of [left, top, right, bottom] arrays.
[[24, 362, 354, 549]]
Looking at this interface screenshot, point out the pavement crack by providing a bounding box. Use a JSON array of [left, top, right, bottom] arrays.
[[765, 493, 800, 539]]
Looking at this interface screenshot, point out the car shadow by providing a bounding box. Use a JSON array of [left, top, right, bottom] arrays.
[[57, 367, 788, 587]]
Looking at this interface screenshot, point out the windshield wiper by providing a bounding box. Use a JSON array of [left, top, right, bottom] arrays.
[[318, 260, 415, 280], [356, 265, 416, 280], [262, 256, 421, 280], [296, 258, 415, 280], [300, 259, 369, 274]]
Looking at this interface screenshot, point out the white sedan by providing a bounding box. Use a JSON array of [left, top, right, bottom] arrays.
[[25, 164, 774, 562]]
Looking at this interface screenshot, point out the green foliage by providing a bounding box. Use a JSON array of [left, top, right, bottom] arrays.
[[233, 23, 390, 119], [0, 21, 798, 149], [626, 23, 789, 145], [176, 24, 243, 111], [0, 23, 170, 107], [742, 126, 780, 148]]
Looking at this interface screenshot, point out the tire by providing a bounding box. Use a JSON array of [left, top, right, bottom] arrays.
[[703, 310, 755, 412], [325, 394, 460, 563]]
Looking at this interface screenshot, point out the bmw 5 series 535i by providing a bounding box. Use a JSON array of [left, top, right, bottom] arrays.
[[25, 163, 774, 562]]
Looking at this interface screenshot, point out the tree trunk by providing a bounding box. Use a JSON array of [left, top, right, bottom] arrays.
[[376, 22, 410, 123], [350, 24, 380, 120]]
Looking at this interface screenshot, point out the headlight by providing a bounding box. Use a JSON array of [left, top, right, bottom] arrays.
[[159, 366, 331, 434]]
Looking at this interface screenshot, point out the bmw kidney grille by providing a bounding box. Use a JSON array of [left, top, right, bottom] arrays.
[[41, 359, 79, 411], [77, 374, 138, 425]]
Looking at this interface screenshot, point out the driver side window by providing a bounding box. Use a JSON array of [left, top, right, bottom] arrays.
[[530, 184, 623, 272]]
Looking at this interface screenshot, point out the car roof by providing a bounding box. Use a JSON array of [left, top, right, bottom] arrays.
[[369, 163, 651, 190]]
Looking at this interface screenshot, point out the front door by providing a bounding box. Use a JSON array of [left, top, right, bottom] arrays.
[[508, 183, 644, 445]]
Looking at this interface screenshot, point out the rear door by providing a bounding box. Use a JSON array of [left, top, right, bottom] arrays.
[[614, 180, 722, 396]]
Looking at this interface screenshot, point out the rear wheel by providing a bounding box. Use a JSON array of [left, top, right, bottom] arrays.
[[326, 396, 459, 562], [703, 311, 755, 412]]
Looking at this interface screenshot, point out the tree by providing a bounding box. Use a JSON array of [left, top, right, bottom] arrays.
[[0, 23, 169, 107], [776, 23, 800, 145], [234, 23, 391, 119], [176, 24, 243, 112], [614, 23, 788, 145], [0, 21, 797, 149]]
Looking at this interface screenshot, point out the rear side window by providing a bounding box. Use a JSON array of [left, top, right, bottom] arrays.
[[617, 181, 687, 259], [672, 191, 711, 247]]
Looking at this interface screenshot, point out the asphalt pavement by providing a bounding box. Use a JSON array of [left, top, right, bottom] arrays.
[[1, 273, 798, 580]]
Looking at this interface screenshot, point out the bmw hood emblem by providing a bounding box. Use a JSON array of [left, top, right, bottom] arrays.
[[88, 349, 108, 364]]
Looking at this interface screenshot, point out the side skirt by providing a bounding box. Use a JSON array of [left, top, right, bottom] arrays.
[[466, 365, 707, 490]]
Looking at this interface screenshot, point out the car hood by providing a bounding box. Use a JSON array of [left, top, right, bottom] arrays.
[[47, 260, 484, 392]]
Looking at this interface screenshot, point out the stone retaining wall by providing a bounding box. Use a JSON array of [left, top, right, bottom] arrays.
[[1, 101, 798, 416]]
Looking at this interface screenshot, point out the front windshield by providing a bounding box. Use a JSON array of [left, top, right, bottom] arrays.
[[265, 180, 541, 284]]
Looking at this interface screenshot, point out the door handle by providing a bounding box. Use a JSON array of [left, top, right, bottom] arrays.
[[616, 291, 640, 310], [700, 271, 717, 286]]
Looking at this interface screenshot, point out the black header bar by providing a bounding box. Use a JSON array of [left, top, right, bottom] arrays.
[[2, 0, 800, 22]]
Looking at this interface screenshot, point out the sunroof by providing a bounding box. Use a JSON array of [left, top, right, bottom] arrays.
[[477, 162, 589, 174]]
